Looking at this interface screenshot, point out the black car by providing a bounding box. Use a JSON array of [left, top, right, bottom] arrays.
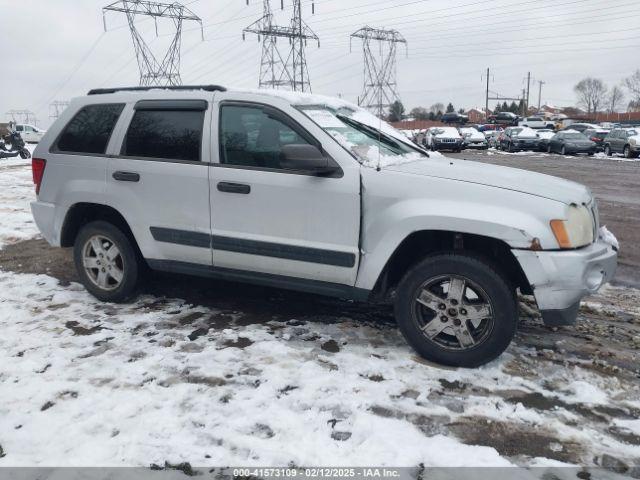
[[441, 112, 468, 124], [497, 127, 540, 152], [547, 131, 595, 155], [491, 112, 519, 126], [583, 128, 610, 151], [603, 127, 640, 158]]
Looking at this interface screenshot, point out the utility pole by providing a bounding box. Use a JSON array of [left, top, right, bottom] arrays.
[[525, 71, 531, 114], [521, 88, 526, 116], [243, 0, 319, 92], [485, 67, 490, 119], [102, 1, 203, 86], [350, 26, 407, 118], [537, 80, 545, 111]]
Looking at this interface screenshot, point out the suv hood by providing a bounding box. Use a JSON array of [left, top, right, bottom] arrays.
[[384, 156, 591, 205]]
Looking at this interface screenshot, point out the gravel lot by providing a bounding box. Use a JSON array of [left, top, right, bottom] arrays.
[[0, 151, 639, 471]]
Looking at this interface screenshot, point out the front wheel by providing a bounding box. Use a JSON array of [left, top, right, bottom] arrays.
[[394, 254, 517, 367], [604, 145, 612, 156], [73, 221, 140, 302], [561, 145, 567, 156]]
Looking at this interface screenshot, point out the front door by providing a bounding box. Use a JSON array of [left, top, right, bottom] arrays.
[[106, 99, 213, 267], [208, 99, 361, 286]]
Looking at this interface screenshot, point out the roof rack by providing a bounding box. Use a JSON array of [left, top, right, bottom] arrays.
[[87, 85, 227, 95]]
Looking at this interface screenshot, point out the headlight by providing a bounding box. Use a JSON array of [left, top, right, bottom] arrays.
[[550, 204, 594, 249]]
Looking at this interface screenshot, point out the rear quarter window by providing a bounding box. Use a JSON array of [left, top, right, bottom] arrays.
[[122, 109, 204, 162], [55, 103, 124, 154]]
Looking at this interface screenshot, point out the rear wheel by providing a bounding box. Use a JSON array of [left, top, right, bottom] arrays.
[[394, 254, 517, 367], [604, 145, 612, 156], [73, 221, 139, 302], [624, 145, 632, 158], [547, 144, 552, 153], [561, 145, 567, 156]]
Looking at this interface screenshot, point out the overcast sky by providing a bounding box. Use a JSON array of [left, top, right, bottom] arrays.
[[3, 0, 638, 127]]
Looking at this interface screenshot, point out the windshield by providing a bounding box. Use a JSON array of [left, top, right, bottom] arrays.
[[627, 129, 638, 136], [297, 105, 427, 168]]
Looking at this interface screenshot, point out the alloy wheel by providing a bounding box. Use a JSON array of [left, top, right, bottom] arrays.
[[412, 275, 494, 351], [82, 235, 124, 291]]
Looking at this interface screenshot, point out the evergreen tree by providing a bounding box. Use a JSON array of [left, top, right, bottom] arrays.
[[446, 103, 455, 113], [387, 101, 405, 122]]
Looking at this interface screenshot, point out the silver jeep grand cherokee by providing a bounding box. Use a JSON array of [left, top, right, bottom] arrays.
[[30, 85, 618, 367]]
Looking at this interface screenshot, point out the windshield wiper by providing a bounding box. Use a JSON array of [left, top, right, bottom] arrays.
[[336, 114, 404, 150]]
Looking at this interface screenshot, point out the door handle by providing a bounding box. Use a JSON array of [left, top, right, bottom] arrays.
[[217, 182, 250, 194], [113, 171, 140, 182]]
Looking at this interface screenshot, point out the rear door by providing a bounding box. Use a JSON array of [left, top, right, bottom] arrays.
[[106, 97, 213, 267], [208, 94, 361, 287]]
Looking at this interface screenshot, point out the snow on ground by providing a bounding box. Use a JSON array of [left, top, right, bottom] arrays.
[[1, 158, 639, 470], [0, 146, 38, 247], [486, 148, 640, 162]]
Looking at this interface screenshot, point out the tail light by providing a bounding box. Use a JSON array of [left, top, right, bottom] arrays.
[[32, 158, 46, 195], [590, 136, 602, 142]]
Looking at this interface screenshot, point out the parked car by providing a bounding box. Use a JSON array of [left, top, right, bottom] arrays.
[[497, 127, 540, 152], [441, 112, 468, 124], [518, 116, 553, 129], [547, 131, 596, 155], [15, 123, 46, 143], [583, 128, 610, 152], [603, 127, 640, 158], [459, 127, 488, 149], [536, 129, 556, 152], [561, 123, 599, 134], [484, 130, 502, 148], [30, 85, 617, 368], [425, 126, 463, 152], [491, 112, 519, 126]]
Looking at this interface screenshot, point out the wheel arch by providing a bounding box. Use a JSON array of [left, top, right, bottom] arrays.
[[368, 230, 532, 301], [61, 202, 138, 251]]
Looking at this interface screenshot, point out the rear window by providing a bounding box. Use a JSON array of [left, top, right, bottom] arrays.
[[56, 104, 124, 154], [123, 109, 204, 162]]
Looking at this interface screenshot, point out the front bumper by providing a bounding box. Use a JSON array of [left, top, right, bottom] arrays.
[[433, 140, 462, 151], [513, 235, 618, 326]]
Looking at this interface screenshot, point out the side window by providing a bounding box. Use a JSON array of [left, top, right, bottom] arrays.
[[220, 104, 311, 169], [123, 109, 204, 162], [56, 104, 124, 154], [16, 125, 23, 132]]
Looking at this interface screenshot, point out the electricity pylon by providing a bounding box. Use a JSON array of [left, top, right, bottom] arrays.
[[350, 26, 407, 118], [244, 0, 319, 92], [243, 1, 292, 89], [49, 101, 70, 121], [103, 0, 203, 86], [5, 110, 37, 125]]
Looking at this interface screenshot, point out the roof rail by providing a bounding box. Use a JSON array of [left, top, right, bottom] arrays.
[[87, 85, 227, 95]]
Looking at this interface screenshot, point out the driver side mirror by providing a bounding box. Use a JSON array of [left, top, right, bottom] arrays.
[[280, 144, 339, 176]]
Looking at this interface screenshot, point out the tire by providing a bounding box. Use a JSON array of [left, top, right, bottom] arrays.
[[394, 253, 518, 368], [73, 221, 140, 302], [624, 145, 632, 158], [561, 145, 567, 156], [604, 145, 612, 156], [508, 143, 515, 153], [547, 144, 552, 154]]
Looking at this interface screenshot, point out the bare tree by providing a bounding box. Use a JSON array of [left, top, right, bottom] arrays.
[[607, 86, 625, 113], [429, 103, 444, 114], [574, 77, 607, 114], [624, 69, 640, 105]]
